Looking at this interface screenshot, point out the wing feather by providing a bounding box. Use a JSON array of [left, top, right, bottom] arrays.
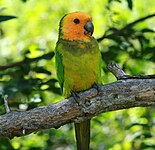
[[55, 42, 64, 93]]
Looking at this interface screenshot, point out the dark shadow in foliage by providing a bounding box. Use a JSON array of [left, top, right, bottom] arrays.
[[0, 8, 17, 23], [0, 51, 60, 113], [0, 137, 13, 150], [0, 15, 17, 23]]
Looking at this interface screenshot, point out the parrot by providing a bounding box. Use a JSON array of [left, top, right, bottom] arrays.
[[55, 12, 102, 150]]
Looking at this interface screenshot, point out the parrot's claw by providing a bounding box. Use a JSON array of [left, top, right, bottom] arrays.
[[71, 92, 81, 105], [92, 83, 100, 93]]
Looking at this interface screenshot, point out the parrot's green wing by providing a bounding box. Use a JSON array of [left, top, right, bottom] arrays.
[[55, 42, 64, 93]]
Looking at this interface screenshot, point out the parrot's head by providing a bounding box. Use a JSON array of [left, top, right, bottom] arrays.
[[59, 12, 94, 41]]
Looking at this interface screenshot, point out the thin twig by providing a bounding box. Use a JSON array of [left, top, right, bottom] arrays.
[[108, 63, 155, 80], [107, 63, 127, 79], [4, 95, 10, 113], [97, 13, 155, 42], [0, 52, 54, 71], [22, 129, 26, 135]]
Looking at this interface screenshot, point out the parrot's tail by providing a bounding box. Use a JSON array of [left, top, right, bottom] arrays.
[[74, 119, 90, 150]]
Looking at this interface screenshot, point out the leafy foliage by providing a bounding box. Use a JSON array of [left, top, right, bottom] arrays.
[[0, 0, 155, 149]]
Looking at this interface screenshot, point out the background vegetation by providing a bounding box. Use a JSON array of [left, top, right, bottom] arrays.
[[0, 0, 155, 149]]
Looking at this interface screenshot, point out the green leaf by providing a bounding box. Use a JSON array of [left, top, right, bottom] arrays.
[[0, 15, 17, 23], [141, 28, 155, 33], [126, 0, 133, 10]]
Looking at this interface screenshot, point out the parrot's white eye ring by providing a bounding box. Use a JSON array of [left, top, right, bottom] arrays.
[[73, 18, 80, 24]]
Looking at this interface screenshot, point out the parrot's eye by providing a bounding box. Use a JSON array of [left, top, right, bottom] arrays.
[[73, 18, 80, 24]]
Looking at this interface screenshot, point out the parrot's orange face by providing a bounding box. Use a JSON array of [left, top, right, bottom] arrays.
[[59, 12, 94, 41]]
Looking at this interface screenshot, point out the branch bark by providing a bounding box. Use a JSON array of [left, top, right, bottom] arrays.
[[0, 76, 155, 138]]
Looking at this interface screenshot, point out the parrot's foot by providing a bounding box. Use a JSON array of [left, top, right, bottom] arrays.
[[92, 83, 100, 93], [71, 92, 81, 105]]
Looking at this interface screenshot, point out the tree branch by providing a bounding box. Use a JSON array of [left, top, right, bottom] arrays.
[[97, 13, 155, 42], [0, 52, 54, 71], [107, 63, 127, 79], [0, 74, 155, 138]]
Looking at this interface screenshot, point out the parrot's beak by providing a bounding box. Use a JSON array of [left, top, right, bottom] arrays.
[[84, 21, 94, 36]]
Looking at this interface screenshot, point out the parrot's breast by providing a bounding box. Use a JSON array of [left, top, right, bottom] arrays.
[[58, 38, 101, 97]]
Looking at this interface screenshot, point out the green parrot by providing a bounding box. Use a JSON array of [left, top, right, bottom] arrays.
[[55, 12, 102, 150]]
